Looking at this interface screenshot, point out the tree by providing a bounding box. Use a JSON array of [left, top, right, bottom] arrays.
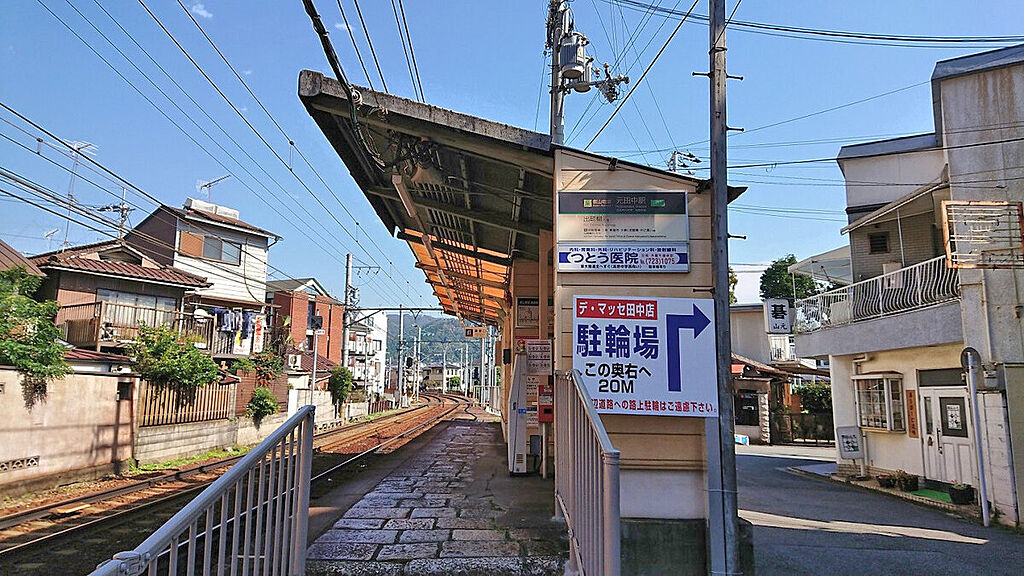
[[728, 267, 738, 304], [327, 365, 354, 405], [130, 324, 219, 406], [246, 386, 278, 423], [447, 375, 460, 390], [759, 254, 818, 302], [0, 267, 70, 406], [249, 350, 284, 384], [794, 382, 832, 413]]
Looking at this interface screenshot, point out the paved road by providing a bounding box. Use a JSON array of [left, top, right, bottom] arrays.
[[737, 447, 1024, 576]]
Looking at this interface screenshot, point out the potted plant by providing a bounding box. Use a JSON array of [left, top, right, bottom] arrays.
[[893, 469, 919, 492], [876, 474, 896, 489], [948, 481, 975, 505]]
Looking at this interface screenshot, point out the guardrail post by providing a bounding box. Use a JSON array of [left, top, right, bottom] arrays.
[[289, 407, 314, 575]]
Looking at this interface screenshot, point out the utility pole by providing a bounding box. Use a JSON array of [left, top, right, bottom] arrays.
[[397, 304, 405, 405], [415, 325, 422, 401], [547, 0, 569, 145], [97, 187, 135, 239], [708, 0, 741, 573], [341, 253, 353, 369], [463, 342, 469, 396], [479, 332, 485, 404]]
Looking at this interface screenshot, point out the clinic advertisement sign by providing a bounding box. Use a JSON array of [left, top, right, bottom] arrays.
[[558, 243, 689, 272], [572, 295, 718, 417]]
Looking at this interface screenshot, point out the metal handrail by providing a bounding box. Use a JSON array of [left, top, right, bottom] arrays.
[[555, 369, 620, 576], [90, 405, 315, 576], [794, 255, 960, 333]]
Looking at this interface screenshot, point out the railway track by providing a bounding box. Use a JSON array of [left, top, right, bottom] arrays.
[[0, 393, 467, 567]]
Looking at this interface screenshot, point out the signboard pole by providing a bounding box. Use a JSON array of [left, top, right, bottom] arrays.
[[962, 347, 991, 527]]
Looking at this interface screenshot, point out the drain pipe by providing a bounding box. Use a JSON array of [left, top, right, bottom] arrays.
[[961, 347, 991, 527], [852, 355, 871, 478]]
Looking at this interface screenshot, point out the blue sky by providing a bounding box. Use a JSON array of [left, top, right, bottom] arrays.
[[2, 0, 1021, 307]]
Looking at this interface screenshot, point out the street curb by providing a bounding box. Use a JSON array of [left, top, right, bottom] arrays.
[[786, 466, 985, 524]]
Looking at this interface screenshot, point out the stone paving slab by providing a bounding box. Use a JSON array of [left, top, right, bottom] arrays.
[[306, 412, 567, 575]]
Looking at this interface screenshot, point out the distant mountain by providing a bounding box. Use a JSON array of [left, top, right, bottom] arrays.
[[386, 314, 487, 366]]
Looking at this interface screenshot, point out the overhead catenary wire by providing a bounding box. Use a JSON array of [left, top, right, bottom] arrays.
[[396, 0, 425, 101], [349, 0, 389, 92], [139, 0, 420, 301], [33, 1, 413, 307], [334, 0, 376, 90], [389, 0, 420, 101]]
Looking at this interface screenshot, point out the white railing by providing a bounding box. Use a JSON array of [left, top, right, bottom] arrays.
[[91, 406, 315, 576], [555, 369, 620, 576], [794, 255, 960, 333]]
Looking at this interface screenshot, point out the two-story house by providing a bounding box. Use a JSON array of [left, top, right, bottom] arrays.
[[30, 240, 211, 352], [795, 45, 1024, 525], [127, 198, 279, 359]]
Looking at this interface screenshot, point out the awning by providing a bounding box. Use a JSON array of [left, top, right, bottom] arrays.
[[841, 176, 949, 235], [787, 245, 852, 285]]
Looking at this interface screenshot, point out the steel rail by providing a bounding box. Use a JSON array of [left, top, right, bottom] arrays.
[[0, 398, 443, 554]]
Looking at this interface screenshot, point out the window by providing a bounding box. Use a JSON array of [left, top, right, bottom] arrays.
[[855, 375, 905, 431], [97, 289, 177, 326], [868, 232, 890, 254], [202, 235, 241, 264]]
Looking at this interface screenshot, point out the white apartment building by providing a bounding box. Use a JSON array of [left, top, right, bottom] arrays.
[[346, 310, 388, 397], [795, 45, 1024, 525]]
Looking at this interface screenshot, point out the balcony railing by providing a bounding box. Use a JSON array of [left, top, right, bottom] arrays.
[[795, 256, 960, 334], [57, 301, 214, 351]]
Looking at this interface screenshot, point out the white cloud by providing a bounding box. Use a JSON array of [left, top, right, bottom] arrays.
[[334, 22, 349, 31], [243, 69, 253, 76], [191, 3, 213, 19]]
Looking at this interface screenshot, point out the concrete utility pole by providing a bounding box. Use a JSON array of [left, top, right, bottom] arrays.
[[708, 0, 741, 573], [415, 325, 422, 401], [479, 332, 486, 404], [341, 253, 353, 369], [547, 0, 569, 145], [397, 305, 405, 403], [463, 342, 469, 396]]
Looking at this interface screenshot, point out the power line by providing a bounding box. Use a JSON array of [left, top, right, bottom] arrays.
[[585, 0, 700, 149], [389, 0, 419, 100], [607, 0, 1024, 47]]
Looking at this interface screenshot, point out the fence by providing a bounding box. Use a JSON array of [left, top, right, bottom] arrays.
[[91, 405, 314, 576], [555, 370, 620, 576], [137, 380, 236, 427], [794, 256, 960, 333], [769, 412, 835, 445]]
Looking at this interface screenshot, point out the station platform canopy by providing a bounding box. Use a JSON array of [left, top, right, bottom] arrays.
[[299, 70, 737, 325]]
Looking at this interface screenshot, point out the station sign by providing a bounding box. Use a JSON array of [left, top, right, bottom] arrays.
[[464, 326, 487, 339], [557, 242, 689, 273], [557, 190, 688, 243], [515, 297, 539, 328], [572, 295, 718, 417]]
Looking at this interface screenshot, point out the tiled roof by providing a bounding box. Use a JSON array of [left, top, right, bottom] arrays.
[[0, 239, 44, 276], [287, 347, 337, 373], [32, 253, 211, 288], [166, 206, 279, 238]]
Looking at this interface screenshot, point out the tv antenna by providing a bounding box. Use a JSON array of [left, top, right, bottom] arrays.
[[198, 174, 231, 202]]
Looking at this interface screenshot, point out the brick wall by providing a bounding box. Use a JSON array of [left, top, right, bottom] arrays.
[[273, 291, 308, 350]]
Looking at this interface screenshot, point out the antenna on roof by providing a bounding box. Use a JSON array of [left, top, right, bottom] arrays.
[[197, 174, 231, 202], [44, 228, 60, 252], [61, 141, 97, 252]]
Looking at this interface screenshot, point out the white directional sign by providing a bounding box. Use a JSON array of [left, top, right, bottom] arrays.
[[464, 326, 487, 339], [572, 295, 718, 417]]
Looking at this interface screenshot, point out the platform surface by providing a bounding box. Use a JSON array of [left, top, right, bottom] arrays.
[[306, 409, 567, 575]]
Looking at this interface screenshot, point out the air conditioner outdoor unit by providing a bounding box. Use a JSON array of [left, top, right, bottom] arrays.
[[287, 354, 302, 370]]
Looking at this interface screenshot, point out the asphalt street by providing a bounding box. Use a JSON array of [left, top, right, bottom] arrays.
[[737, 447, 1024, 575]]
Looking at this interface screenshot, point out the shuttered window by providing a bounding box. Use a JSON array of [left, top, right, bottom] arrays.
[[179, 230, 204, 257]]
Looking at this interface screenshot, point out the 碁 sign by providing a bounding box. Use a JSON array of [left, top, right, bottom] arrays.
[[572, 295, 718, 417], [762, 298, 792, 334], [558, 242, 689, 273]]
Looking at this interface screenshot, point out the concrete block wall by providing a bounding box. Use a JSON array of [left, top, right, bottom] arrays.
[[134, 419, 237, 464]]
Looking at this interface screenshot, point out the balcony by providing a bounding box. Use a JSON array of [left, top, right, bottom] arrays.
[[795, 256, 960, 333], [57, 301, 214, 352], [793, 256, 963, 358]]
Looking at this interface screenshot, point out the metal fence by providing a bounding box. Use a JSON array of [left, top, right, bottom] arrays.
[[794, 255, 960, 333], [137, 380, 236, 427], [769, 412, 835, 445], [555, 370, 620, 576], [90, 406, 315, 576]]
